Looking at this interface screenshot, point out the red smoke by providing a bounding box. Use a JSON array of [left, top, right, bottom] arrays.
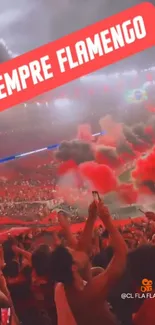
[[146, 104, 155, 113], [58, 160, 78, 175], [99, 115, 124, 147], [137, 185, 153, 196], [131, 142, 150, 154], [77, 124, 93, 142], [58, 160, 84, 188], [119, 152, 136, 165], [145, 125, 155, 142], [97, 135, 116, 147], [132, 147, 155, 183], [54, 186, 79, 205], [79, 161, 117, 194], [118, 183, 138, 204], [95, 148, 121, 169]]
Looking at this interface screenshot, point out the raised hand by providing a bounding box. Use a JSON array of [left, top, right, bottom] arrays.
[[88, 201, 97, 219], [97, 201, 111, 224]]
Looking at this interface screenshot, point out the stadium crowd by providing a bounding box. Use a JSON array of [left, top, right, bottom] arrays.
[[0, 201, 155, 325], [0, 74, 155, 325]]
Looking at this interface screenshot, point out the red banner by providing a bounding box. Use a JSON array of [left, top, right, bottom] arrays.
[[0, 2, 155, 112]]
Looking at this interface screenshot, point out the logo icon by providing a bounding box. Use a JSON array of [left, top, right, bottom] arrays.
[[141, 279, 152, 292]]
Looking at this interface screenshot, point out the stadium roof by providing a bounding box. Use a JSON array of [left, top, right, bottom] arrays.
[[0, 0, 154, 72]]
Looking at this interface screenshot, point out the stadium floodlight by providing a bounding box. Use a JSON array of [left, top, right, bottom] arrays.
[[54, 98, 73, 108], [122, 70, 137, 76]]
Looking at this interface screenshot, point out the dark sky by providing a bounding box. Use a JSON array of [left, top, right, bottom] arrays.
[[0, 0, 154, 70]]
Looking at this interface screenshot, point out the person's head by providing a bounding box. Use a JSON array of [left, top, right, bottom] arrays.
[[32, 244, 50, 277], [2, 239, 16, 264], [49, 245, 82, 286]]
